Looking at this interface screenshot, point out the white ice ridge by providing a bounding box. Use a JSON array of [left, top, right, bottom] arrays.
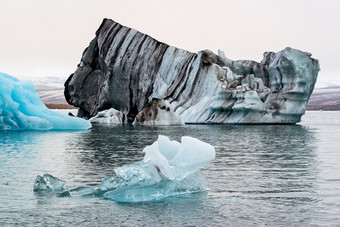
[[0, 72, 91, 130], [35, 135, 215, 202]]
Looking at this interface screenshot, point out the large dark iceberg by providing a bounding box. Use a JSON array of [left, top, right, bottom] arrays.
[[65, 18, 320, 124]]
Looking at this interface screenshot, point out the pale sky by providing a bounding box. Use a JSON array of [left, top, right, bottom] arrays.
[[1, 0, 340, 87]]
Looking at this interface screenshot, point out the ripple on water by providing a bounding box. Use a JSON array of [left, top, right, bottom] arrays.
[[0, 112, 340, 225]]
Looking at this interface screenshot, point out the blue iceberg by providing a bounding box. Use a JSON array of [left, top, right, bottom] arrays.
[[0, 72, 91, 130], [36, 135, 215, 202]]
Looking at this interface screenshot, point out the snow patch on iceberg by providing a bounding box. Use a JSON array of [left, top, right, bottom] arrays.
[[0, 72, 91, 130]]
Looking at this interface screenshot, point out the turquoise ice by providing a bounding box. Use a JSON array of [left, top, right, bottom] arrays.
[[100, 135, 216, 202], [38, 135, 215, 202], [0, 72, 91, 130]]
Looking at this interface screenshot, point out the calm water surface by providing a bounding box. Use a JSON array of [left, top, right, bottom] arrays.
[[1, 111, 340, 226]]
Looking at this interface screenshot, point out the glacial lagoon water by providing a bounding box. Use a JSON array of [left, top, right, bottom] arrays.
[[1, 111, 340, 226]]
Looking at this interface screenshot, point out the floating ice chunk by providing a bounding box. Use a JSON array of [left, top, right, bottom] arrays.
[[101, 135, 215, 202], [33, 174, 65, 191], [34, 136, 215, 203], [0, 72, 91, 130]]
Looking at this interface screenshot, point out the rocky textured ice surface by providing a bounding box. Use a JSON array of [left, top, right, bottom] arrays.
[[91, 98, 184, 126], [134, 98, 184, 125], [89, 108, 127, 124], [33, 174, 65, 191], [35, 135, 215, 202], [64, 18, 320, 124], [0, 72, 91, 130]]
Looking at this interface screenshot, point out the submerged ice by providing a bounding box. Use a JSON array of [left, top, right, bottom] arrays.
[[34, 135, 215, 202], [0, 72, 91, 130]]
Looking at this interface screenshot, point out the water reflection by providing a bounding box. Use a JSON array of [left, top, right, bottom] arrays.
[[207, 125, 320, 225], [4, 113, 340, 225], [0, 130, 87, 211], [2, 112, 340, 226], [66, 124, 318, 199], [65, 123, 320, 225]]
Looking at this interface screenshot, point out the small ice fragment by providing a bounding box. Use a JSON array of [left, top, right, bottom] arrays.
[[33, 174, 65, 191]]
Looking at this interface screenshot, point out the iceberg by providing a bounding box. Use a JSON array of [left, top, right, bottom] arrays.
[[65, 18, 319, 124], [101, 135, 215, 202], [0, 72, 91, 130], [35, 135, 215, 202]]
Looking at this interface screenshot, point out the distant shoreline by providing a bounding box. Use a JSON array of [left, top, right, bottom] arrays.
[[44, 103, 77, 109], [306, 105, 340, 111], [45, 103, 340, 111]]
